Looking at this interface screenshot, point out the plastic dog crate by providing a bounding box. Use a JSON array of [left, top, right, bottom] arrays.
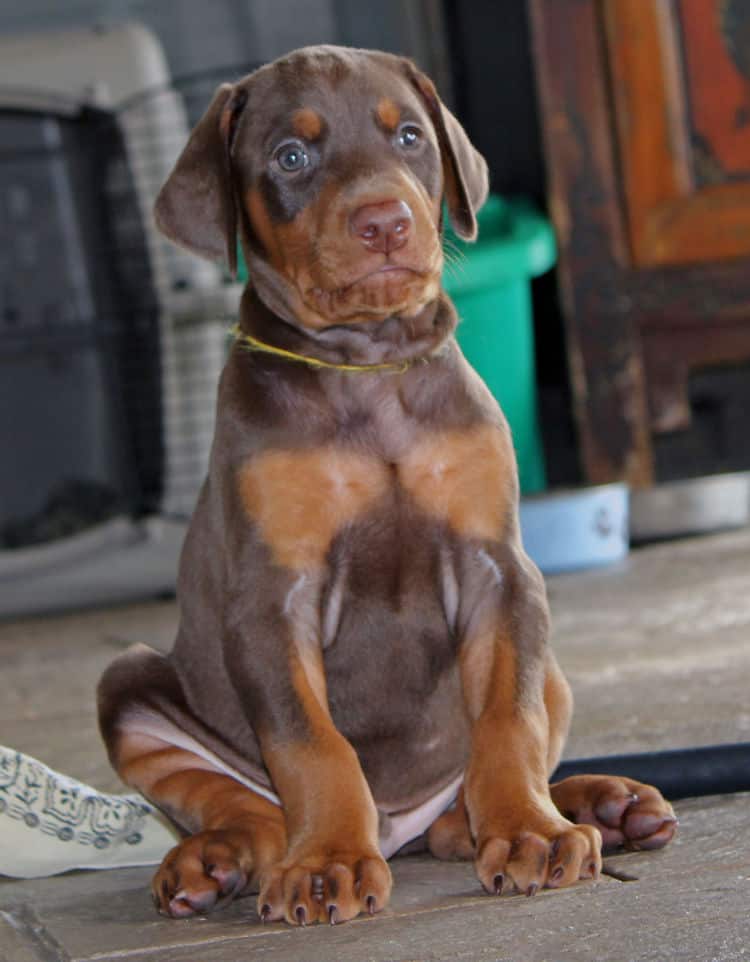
[[0, 26, 252, 617], [0, 99, 162, 546]]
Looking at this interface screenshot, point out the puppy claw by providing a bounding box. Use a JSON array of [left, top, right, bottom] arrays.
[[311, 874, 325, 901]]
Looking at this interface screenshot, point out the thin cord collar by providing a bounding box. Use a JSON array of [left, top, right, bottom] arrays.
[[231, 325, 413, 374]]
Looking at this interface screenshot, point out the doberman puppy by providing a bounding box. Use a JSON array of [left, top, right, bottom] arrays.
[[98, 45, 677, 925]]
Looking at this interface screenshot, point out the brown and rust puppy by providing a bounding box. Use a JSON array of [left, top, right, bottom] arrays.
[[98, 45, 676, 926]]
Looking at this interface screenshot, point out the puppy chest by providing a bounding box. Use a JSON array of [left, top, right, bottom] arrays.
[[236, 424, 510, 573]]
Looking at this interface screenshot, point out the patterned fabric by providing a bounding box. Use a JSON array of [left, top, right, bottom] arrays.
[[0, 746, 178, 878]]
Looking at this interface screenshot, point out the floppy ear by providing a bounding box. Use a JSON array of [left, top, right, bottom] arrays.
[[405, 64, 489, 241], [154, 83, 248, 275]]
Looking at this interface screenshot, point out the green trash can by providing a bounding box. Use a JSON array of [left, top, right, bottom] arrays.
[[443, 195, 556, 495]]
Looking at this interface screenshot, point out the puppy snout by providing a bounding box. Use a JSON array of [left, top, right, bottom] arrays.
[[349, 200, 413, 254]]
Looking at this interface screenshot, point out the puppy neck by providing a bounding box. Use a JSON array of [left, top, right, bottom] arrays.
[[238, 283, 457, 369]]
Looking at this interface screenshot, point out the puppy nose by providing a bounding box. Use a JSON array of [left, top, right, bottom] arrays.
[[349, 200, 413, 253]]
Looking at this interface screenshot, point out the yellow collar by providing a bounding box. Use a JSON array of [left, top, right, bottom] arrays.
[[231, 325, 412, 374]]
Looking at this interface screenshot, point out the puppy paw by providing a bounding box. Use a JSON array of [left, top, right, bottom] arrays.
[[257, 849, 391, 925], [153, 830, 252, 918], [475, 819, 602, 896], [551, 774, 678, 852]]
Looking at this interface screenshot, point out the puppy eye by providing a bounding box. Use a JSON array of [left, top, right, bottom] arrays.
[[397, 124, 422, 149], [275, 141, 309, 172]]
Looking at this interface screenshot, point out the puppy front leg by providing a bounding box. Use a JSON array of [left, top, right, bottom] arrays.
[[224, 606, 391, 925], [459, 547, 602, 896], [259, 670, 391, 924]]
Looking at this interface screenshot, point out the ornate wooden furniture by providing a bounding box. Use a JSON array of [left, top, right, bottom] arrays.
[[530, 0, 750, 485]]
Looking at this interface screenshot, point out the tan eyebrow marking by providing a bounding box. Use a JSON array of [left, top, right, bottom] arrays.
[[376, 97, 401, 132], [292, 108, 323, 141]]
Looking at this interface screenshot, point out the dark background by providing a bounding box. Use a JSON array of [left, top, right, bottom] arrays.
[[1, 0, 745, 507]]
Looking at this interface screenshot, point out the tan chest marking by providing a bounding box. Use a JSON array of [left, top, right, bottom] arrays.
[[238, 447, 390, 570], [399, 423, 512, 541]]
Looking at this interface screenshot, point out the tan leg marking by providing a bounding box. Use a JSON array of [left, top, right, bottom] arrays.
[[432, 648, 674, 869], [544, 650, 573, 773], [429, 652, 575, 863], [258, 739, 391, 924], [457, 626, 601, 895], [429, 652, 571, 863], [254, 641, 391, 925]]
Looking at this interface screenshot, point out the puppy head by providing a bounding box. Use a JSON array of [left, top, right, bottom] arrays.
[[155, 46, 488, 329]]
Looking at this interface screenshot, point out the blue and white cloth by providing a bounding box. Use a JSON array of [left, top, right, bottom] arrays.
[[0, 745, 178, 878]]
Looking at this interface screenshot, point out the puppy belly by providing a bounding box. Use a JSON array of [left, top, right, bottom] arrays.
[[126, 706, 461, 858], [378, 773, 463, 858]]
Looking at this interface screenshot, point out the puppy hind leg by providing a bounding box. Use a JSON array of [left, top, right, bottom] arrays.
[[549, 772, 677, 854], [543, 653, 677, 853], [112, 725, 287, 919], [544, 649, 574, 775], [427, 786, 475, 861]]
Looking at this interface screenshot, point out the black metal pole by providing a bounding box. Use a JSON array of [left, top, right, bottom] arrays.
[[551, 742, 750, 800]]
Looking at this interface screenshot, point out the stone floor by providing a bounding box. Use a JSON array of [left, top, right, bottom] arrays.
[[1, 528, 749, 961]]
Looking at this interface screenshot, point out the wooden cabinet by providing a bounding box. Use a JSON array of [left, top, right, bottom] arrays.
[[530, 0, 750, 485]]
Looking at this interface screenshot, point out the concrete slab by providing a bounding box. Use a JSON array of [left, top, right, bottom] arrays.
[[1, 794, 748, 961], [551, 528, 750, 759]]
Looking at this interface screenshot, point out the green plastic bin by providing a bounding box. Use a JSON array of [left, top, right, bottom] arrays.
[[443, 195, 556, 495]]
